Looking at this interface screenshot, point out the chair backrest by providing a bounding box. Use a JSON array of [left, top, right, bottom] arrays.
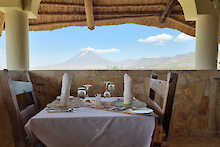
[[147, 72, 178, 139], [6, 70, 39, 126]]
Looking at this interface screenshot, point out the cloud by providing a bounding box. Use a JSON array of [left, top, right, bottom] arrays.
[[175, 33, 195, 42], [138, 33, 173, 44], [81, 47, 120, 54]]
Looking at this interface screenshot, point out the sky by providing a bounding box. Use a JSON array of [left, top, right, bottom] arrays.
[[0, 24, 196, 68]]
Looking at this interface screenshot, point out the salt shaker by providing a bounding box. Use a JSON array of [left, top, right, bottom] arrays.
[[95, 94, 102, 106]]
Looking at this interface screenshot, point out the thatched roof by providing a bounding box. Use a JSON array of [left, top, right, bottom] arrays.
[[0, 0, 196, 36]]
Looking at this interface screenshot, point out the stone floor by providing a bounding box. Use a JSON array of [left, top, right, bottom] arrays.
[[25, 136, 220, 147], [167, 136, 220, 147]]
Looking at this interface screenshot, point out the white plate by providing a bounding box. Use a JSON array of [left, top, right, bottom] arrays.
[[128, 108, 153, 114], [56, 96, 74, 99], [46, 108, 76, 113]]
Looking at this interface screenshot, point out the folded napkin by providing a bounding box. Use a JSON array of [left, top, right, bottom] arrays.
[[60, 73, 72, 106], [123, 73, 133, 105]]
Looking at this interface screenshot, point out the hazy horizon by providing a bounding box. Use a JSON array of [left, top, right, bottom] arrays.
[[0, 24, 197, 69], [30, 50, 195, 70]]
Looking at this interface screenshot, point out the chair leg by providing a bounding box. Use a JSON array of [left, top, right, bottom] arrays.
[[25, 137, 46, 147], [152, 142, 161, 147], [34, 142, 46, 147], [33, 140, 46, 147]]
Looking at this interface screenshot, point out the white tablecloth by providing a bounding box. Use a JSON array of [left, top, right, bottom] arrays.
[[26, 106, 155, 147]]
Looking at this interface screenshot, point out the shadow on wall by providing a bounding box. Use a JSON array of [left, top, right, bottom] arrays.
[[0, 71, 15, 147], [0, 70, 220, 145], [29, 70, 220, 138]]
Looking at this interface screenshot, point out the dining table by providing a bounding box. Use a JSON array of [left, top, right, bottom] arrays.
[[25, 97, 155, 147]]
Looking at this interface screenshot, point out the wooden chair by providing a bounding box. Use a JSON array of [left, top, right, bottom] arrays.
[[147, 72, 178, 147], [2, 70, 44, 147]]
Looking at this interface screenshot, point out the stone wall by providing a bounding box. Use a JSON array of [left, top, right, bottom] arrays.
[[0, 71, 14, 147], [0, 70, 220, 146], [0, 95, 14, 147], [29, 70, 220, 137]]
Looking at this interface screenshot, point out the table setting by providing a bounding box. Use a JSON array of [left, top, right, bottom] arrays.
[[45, 73, 153, 115], [25, 73, 155, 147]]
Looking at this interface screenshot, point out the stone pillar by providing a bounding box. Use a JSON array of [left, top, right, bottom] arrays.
[[5, 9, 29, 70], [195, 14, 219, 70]]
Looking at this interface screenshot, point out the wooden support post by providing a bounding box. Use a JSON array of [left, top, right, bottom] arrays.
[[0, 12, 4, 36], [160, 0, 178, 23], [0, 71, 26, 147], [84, 0, 95, 30]]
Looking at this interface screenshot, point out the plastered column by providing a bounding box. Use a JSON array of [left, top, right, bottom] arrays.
[[195, 14, 219, 70], [5, 9, 29, 70]]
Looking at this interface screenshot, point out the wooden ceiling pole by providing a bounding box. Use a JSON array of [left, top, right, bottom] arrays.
[[0, 12, 4, 36], [159, 0, 178, 23], [84, 0, 95, 30]]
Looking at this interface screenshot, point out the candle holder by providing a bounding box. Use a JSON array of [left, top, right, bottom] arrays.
[[77, 87, 87, 98], [83, 84, 92, 97], [104, 81, 115, 97]]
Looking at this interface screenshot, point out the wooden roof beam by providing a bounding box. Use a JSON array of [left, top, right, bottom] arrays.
[[38, 11, 183, 17], [40, 2, 167, 7], [159, 0, 179, 23], [0, 12, 4, 36], [30, 16, 194, 30], [84, 0, 94, 30]]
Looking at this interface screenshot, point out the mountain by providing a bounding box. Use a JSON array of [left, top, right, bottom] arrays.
[[44, 50, 113, 70], [31, 51, 195, 70]]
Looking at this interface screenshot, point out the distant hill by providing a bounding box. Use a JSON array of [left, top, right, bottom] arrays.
[[54, 50, 113, 69], [32, 51, 195, 70], [121, 52, 195, 70]]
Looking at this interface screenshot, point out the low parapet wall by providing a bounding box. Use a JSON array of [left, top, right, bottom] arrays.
[[29, 70, 219, 137], [0, 70, 219, 146]]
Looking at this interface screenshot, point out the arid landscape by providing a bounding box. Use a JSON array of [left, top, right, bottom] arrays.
[[32, 50, 195, 70]]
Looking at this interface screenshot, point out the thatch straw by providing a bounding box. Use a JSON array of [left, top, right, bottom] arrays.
[[0, 0, 195, 36]]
